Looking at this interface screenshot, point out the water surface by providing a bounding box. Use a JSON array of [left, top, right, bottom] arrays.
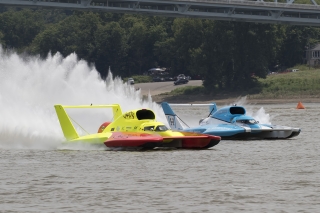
[[0, 48, 318, 212], [1, 103, 319, 213]]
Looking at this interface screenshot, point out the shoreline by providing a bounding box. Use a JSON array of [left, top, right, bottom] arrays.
[[151, 94, 320, 105]]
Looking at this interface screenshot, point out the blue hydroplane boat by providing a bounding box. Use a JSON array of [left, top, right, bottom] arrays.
[[161, 102, 301, 140]]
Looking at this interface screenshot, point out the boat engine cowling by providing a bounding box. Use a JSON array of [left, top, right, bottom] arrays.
[[98, 122, 111, 133]]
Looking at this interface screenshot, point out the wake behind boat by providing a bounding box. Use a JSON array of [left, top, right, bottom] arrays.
[[161, 102, 301, 140]]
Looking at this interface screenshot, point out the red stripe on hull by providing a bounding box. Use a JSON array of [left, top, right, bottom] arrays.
[[164, 132, 221, 149], [104, 132, 221, 149], [104, 132, 163, 147]]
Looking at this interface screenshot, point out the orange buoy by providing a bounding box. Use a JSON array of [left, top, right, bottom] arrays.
[[296, 101, 305, 109]]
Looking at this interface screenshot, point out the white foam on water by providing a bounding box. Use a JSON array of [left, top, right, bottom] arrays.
[[231, 96, 272, 124], [0, 47, 165, 150]]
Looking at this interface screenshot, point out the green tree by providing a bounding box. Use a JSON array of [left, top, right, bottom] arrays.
[[154, 37, 176, 72], [229, 22, 279, 90], [124, 17, 168, 75], [2, 8, 320, 87], [189, 21, 280, 92], [94, 21, 128, 77], [160, 18, 204, 76], [125, 21, 148, 75], [0, 9, 46, 50], [31, 12, 100, 60], [0, 31, 4, 46], [279, 26, 320, 68], [189, 20, 235, 90], [72, 12, 100, 61]]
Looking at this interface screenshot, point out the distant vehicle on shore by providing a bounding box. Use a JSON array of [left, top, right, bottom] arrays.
[[127, 78, 134, 85], [174, 78, 188, 85], [153, 76, 165, 82]]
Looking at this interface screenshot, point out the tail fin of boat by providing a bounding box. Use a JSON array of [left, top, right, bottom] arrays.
[[54, 104, 123, 140], [208, 102, 217, 116], [161, 102, 184, 130], [54, 105, 79, 140]]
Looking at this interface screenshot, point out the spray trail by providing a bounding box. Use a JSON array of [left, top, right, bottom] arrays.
[[0, 48, 164, 150], [233, 97, 271, 124]]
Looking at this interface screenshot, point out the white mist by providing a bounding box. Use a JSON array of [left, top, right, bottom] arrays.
[[0, 48, 165, 150]]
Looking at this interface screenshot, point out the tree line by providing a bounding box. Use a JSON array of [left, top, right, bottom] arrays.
[[1, 8, 319, 92]]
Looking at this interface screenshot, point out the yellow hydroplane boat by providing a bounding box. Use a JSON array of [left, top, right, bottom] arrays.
[[54, 104, 220, 150]]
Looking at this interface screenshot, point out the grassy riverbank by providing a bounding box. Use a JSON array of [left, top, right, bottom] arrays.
[[249, 65, 320, 99], [152, 65, 320, 104]]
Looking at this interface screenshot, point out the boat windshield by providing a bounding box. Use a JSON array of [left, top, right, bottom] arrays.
[[155, 125, 169, 131], [144, 126, 155, 131], [236, 119, 258, 124]]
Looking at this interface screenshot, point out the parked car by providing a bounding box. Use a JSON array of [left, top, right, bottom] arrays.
[[165, 76, 174, 81], [127, 78, 134, 85], [153, 76, 165, 82], [173, 74, 186, 81], [174, 78, 189, 85], [177, 74, 186, 79]]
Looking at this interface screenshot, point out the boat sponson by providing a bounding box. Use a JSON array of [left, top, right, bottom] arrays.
[[221, 130, 300, 140]]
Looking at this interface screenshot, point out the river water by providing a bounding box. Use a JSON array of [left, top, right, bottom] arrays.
[[1, 48, 319, 212]]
